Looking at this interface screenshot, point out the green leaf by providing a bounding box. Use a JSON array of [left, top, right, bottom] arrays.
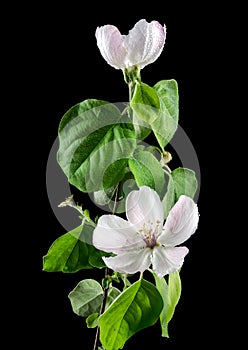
[[93, 186, 116, 206], [132, 113, 151, 141], [88, 246, 110, 268], [128, 150, 165, 195], [108, 172, 138, 214], [105, 287, 121, 309], [151, 79, 179, 149], [131, 82, 160, 124], [153, 271, 181, 338], [162, 174, 175, 218], [166, 271, 181, 324], [153, 273, 169, 337], [86, 313, 99, 328], [162, 167, 198, 217], [43, 222, 110, 272], [42, 225, 93, 272], [70, 285, 121, 328], [85, 286, 121, 329], [154, 80, 179, 124], [99, 279, 163, 350], [57, 99, 136, 192], [172, 167, 198, 199], [58, 99, 109, 132], [68, 279, 103, 317]]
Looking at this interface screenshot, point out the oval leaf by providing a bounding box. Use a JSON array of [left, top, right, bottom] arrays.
[[42, 223, 109, 272], [162, 167, 198, 217], [42, 225, 93, 272], [128, 150, 165, 196], [86, 313, 99, 328], [162, 173, 175, 218], [172, 167, 198, 199], [58, 99, 110, 133], [99, 279, 163, 350], [153, 271, 181, 338], [153, 273, 169, 337], [68, 279, 103, 317], [85, 287, 121, 329], [105, 287, 121, 309], [152, 79, 179, 148], [131, 82, 160, 123], [57, 99, 136, 192], [88, 245, 111, 269], [154, 79, 179, 123], [167, 271, 181, 324]]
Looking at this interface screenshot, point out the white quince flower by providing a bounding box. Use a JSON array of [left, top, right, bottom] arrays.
[[95, 19, 166, 70], [93, 186, 199, 278]]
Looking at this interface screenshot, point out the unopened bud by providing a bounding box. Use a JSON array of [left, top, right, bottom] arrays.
[[160, 151, 172, 166]]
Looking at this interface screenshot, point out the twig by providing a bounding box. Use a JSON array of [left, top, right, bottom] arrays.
[[93, 268, 109, 350]]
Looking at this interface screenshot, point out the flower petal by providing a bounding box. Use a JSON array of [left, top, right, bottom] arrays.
[[103, 247, 151, 274], [158, 195, 199, 247], [93, 214, 144, 254], [126, 186, 164, 230], [124, 19, 166, 69], [152, 246, 189, 278], [95, 25, 126, 69]]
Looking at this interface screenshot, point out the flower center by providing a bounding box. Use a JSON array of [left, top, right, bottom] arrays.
[[137, 220, 161, 249]]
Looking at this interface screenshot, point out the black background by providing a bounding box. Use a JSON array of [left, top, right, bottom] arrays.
[[7, 2, 231, 349]]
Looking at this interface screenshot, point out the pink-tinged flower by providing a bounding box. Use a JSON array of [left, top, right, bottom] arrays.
[[93, 186, 199, 278], [95, 19, 166, 70]]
